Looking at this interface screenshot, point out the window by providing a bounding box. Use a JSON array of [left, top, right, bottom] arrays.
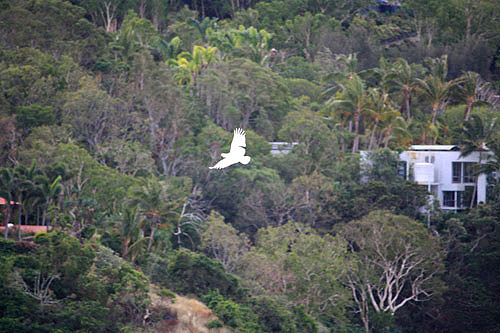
[[452, 162, 476, 183], [443, 191, 455, 207], [463, 163, 475, 183], [425, 155, 435, 163], [397, 161, 407, 179], [443, 191, 467, 209]]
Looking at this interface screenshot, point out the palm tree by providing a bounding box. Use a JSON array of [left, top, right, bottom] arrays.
[[0, 168, 17, 239], [381, 115, 411, 148], [34, 175, 63, 232], [13, 162, 43, 239], [326, 74, 370, 153], [384, 58, 422, 121], [129, 175, 174, 252], [119, 206, 147, 261], [417, 55, 461, 128], [365, 88, 399, 150], [416, 74, 456, 128], [460, 115, 497, 208], [452, 71, 491, 121], [187, 17, 218, 43]]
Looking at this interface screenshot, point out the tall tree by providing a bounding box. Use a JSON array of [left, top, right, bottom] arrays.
[[34, 174, 63, 232], [128, 175, 175, 252], [452, 71, 491, 121], [242, 222, 352, 321], [365, 88, 399, 151], [459, 115, 497, 208], [384, 58, 423, 122], [341, 210, 445, 332], [0, 168, 17, 239], [326, 74, 370, 153]]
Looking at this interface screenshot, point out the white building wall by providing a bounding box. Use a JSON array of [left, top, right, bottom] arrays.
[[399, 149, 489, 210]]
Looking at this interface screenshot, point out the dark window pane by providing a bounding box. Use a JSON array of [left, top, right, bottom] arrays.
[[443, 191, 455, 207], [457, 191, 465, 208], [452, 162, 461, 183], [463, 162, 475, 183], [397, 161, 407, 179]]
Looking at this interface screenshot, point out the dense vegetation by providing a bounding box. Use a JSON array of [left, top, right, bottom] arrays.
[[1, 0, 500, 331]]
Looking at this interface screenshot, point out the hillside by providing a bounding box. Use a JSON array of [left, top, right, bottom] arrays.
[[1, 0, 500, 332]]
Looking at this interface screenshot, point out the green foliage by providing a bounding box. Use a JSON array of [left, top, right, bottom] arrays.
[[202, 290, 261, 332], [16, 105, 55, 131], [206, 319, 223, 328], [1, 1, 500, 331], [165, 249, 245, 300], [159, 288, 176, 299]]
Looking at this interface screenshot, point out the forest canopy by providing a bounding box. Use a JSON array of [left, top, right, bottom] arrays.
[[1, 0, 500, 332]]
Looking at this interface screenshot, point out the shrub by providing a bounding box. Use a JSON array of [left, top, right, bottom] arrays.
[[206, 319, 223, 328], [165, 249, 246, 300], [159, 288, 176, 299]]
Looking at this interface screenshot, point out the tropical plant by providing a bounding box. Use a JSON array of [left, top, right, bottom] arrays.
[[452, 71, 491, 121], [459, 114, 498, 207], [0, 168, 17, 239], [384, 58, 423, 121], [417, 55, 458, 128], [326, 74, 370, 153], [365, 88, 399, 150], [128, 175, 175, 252], [34, 174, 63, 232]]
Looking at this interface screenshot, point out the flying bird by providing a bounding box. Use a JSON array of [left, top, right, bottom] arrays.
[[209, 128, 251, 169]]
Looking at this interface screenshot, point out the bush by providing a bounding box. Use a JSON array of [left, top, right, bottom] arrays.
[[159, 288, 176, 299], [165, 249, 246, 300], [201, 290, 261, 332], [206, 319, 223, 328]]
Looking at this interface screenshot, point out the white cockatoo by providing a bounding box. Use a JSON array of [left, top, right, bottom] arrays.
[[209, 128, 251, 169]]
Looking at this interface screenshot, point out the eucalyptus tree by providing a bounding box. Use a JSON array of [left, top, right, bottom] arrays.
[[200, 211, 250, 273], [63, 77, 119, 151], [340, 210, 445, 332], [284, 12, 327, 62], [242, 222, 352, 322]]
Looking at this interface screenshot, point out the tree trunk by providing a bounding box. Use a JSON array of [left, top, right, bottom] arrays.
[[4, 206, 11, 239], [464, 102, 472, 122], [147, 217, 157, 252], [470, 152, 482, 208], [405, 90, 411, 121], [368, 120, 378, 151], [352, 109, 361, 153], [17, 209, 22, 240], [465, 15, 472, 41], [42, 204, 48, 231], [431, 104, 439, 126], [384, 128, 392, 148]]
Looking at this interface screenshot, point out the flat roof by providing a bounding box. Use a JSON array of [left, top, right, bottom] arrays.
[[408, 145, 459, 151]]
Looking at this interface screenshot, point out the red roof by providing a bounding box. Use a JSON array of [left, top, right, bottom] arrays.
[[0, 225, 51, 234], [0, 197, 20, 205]]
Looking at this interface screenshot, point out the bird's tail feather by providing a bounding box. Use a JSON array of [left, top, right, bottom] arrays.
[[241, 156, 251, 164]]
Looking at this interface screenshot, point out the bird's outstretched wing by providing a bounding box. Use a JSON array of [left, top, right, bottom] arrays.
[[230, 128, 246, 152], [209, 157, 237, 169]]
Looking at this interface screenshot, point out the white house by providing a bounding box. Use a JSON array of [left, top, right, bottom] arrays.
[[269, 142, 298, 155], [398, 145, 490, 210]]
